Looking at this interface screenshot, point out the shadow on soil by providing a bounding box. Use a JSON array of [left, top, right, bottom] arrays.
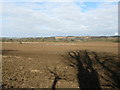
[[68, 50, 101, 89], [2, 49, 120, 89], [93, 52, 120, 88], [46, 50, 120, 90], [67, 50, 120, 89], [1, 50, 18, 55]]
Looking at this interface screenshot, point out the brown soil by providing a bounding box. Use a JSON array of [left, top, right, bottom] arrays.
[[1, 42, 120, 89]]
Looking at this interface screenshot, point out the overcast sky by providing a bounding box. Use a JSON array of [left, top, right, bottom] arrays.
[[1, 0, 118, 37]]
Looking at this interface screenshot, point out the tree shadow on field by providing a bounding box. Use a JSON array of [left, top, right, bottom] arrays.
[[1, 50, 18, 55], [92, 52, 120, 88], [68, 50, 101, 89], [46, 50, 120, 89]]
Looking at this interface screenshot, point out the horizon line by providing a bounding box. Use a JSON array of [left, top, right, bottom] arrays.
[[1, 35, 119, 38]]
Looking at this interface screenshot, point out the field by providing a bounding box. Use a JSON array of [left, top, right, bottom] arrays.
[[2, 42, 120, 89]]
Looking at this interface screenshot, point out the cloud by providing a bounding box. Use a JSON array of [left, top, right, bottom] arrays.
[[114, 32, 118, 35], [2, 2, 118, 37]]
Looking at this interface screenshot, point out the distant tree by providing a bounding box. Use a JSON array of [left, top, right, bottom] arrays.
[[42, 38, 45, 42], [10, 39, 13, 42], [19, 39, 22, 44], [70, 39, 75, 42], [65, 37, 68, 42]]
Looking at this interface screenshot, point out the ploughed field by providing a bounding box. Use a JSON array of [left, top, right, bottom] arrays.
[[2, 42, 120, 89]]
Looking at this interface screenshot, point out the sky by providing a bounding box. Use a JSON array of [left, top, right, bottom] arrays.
[[0, 0, 119, 37]]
